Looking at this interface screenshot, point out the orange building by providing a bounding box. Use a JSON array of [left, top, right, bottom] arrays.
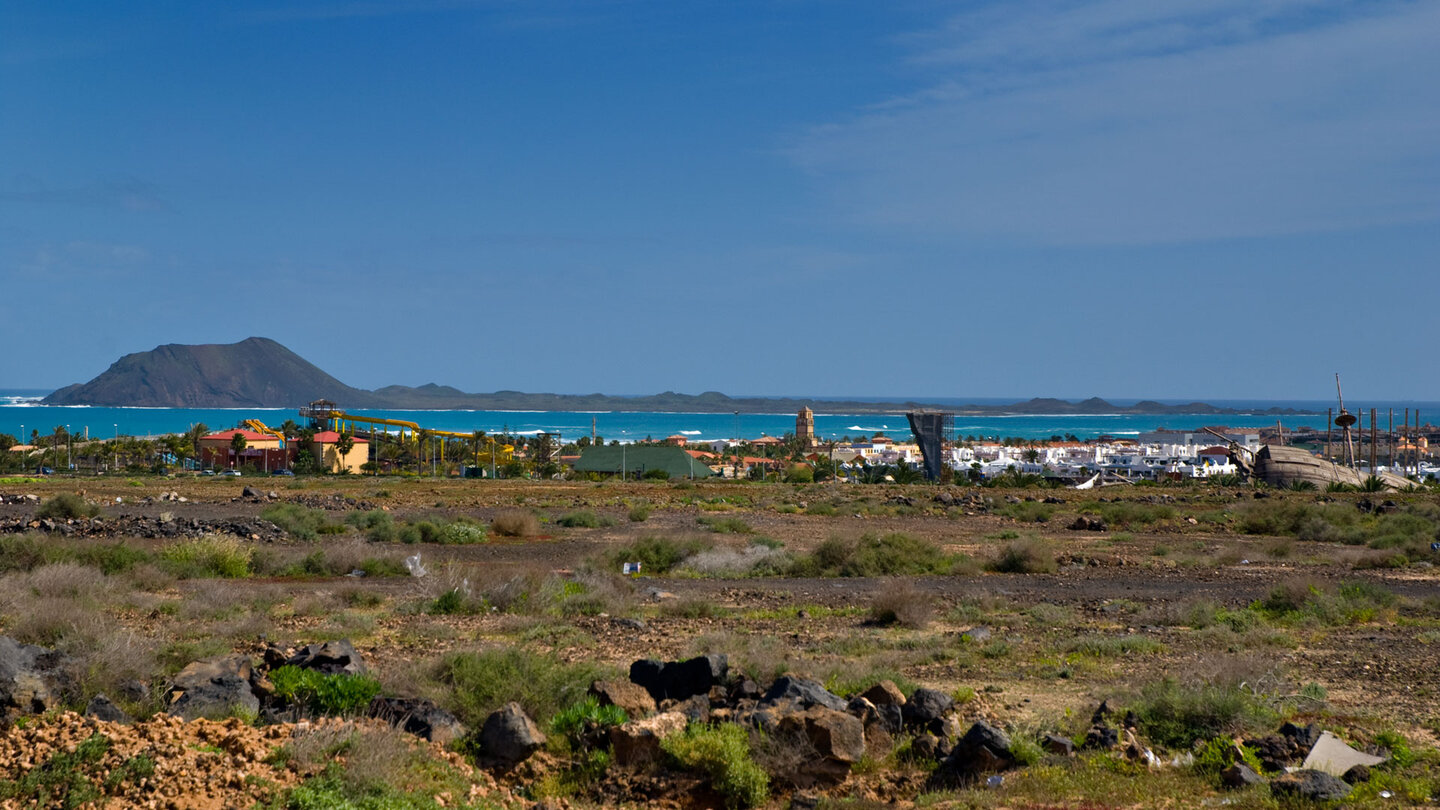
[[311, 431, 369, 474]]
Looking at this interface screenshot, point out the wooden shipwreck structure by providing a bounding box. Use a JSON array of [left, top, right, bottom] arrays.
[[1243, 445, 1412, 490]]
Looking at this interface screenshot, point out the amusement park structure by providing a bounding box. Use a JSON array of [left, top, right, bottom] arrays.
[[240, 400, 515, 471], [297, 400, 515, 467]]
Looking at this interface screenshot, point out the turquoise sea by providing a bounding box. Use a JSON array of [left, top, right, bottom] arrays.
[[6, 390, 1429, 444]]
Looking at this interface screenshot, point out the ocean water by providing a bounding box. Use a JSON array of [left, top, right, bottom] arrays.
[[6, 390, 1429, 444]]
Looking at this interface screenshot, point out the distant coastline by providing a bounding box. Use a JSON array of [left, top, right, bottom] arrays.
[[37, 338, 1329, 416], [34, 388, 1321, 417]]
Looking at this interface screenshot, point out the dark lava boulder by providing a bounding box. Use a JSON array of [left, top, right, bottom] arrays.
[[164, 656, 261, 721], [0, 637, 74, 723], [1271, 769, 1351, 802], [760, 675, 847, 713], [902, 687, 954, 734], [478, 702, 546, 765], [283, 640, 367, 676], [369, 696, 467, 745], [629, 655, 727, 703]]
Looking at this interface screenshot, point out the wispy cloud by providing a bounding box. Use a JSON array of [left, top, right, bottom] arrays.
[[14, 240, 153, 281], [790, 1, 1440, 245], [0, 176, 168, 212]]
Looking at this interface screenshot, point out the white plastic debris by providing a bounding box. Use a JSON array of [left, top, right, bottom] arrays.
[[404, 554, 427, 577], [1303, 731, 1387, 777], [986, 775, 1003, 788]]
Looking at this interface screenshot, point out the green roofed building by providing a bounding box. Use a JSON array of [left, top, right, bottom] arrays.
[[574, 445, 714, 479]]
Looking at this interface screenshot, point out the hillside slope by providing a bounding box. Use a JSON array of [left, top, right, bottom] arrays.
[[42, 337, 379, 408]]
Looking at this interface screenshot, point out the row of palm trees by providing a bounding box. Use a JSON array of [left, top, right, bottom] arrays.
[[0, 423, 215, 474]]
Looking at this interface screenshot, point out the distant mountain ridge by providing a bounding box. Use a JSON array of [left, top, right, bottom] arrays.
[[41, 338, 1316, 415]]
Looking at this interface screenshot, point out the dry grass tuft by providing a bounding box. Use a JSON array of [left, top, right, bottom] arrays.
[[986, 537, 1057, 574], [867, 579, 934, 629], [490, 509, 540, 537]]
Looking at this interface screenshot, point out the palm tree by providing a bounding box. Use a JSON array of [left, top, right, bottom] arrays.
[[230, 432, 247, 470], [336, 429, 356, 472], [188, 423, 210, 469], [891, 462, 923, 485], [416, 430, 430, 475]]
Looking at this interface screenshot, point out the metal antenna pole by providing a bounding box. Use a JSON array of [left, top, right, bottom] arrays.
[[1335, 373, 1357, 469]]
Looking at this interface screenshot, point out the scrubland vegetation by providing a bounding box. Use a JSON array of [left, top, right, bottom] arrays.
[[1, 474, 1439, 807]]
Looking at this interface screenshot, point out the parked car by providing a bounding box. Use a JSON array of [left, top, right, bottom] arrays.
[[220, 469, 242, 477], [199, 470, 216, 476], [271, 469, 294, 476]]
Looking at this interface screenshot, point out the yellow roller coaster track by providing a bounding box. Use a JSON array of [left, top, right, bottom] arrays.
[[298, 406, 513, 465], [242, 419, 288, 443]]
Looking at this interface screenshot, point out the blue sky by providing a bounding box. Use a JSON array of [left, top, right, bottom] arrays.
[[3, 0, 1436, 401]]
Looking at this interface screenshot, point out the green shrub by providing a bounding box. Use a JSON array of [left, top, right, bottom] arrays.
[[71, 542, 152, 575], [605, 536, 715, 574], [356, 557, 407, 578], [398, 520, 440, 544], [557, 510, 614, 529], [1371, 729, 1415, 768], [0, 731, 110, 808], [158, 536, 253, 578], [261, 503, 336, 541], [0, 535, 49, 573], [1193, 736, 1264, 777], [345, 510, 397, 542], [279, 771, 467, 810], [627, 504, 652, 522], [1009, 736, 1044, 767], [269, 665, 383, 717], [436, 648, 616, 725], [1131, 677, 1278, 749], [1064, 635, 1164, 657], [1079, 501, 1175, 528], [698, 516, 753, 534], [999, 501, 1054, 523], [1257, 580, 1396, 626], [662, 724, 769, 809], [783, 464, 814, 484], [35, 493, 101, 521], [789, 532, 965, 577], [427, 587, 484, 616], [550, 696, 628, 740], [1367, 511, 1440, 551], [438, 519, 488, 544]]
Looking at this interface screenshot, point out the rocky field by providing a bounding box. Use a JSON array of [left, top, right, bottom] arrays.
[[1, 474, 1439, 808]]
